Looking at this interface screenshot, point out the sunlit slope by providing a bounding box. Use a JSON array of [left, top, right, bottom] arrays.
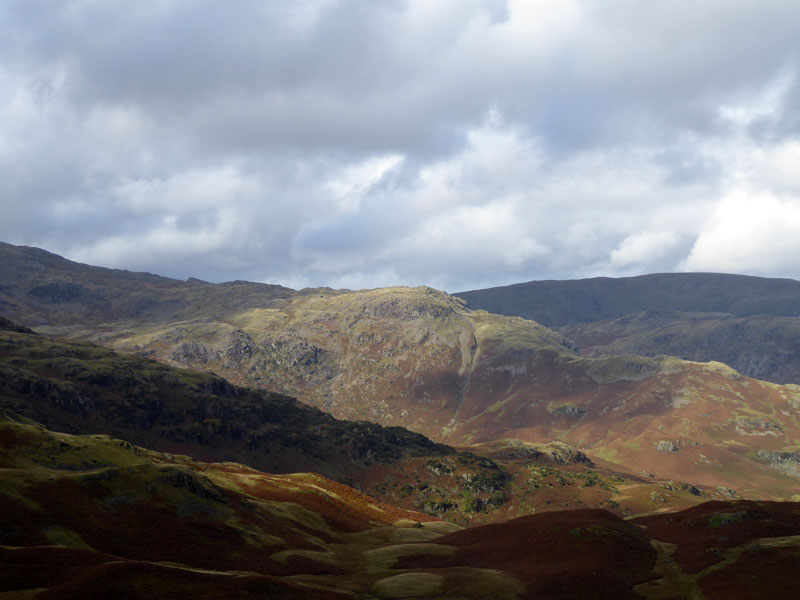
[[90, 287, 800, 499], [447, 337, 800, 497], [104, 286, 575, 436], [0, 318, 727, 524]]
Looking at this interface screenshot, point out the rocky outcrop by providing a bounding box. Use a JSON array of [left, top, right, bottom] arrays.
[[753, 450, 800, 477], [655, 440, 680, 453]]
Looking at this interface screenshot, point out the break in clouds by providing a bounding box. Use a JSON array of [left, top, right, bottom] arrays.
[[2, 0, 800, 291]]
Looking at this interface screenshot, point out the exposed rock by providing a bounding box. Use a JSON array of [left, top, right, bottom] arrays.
[[754, 449, 800, 477], [547, 404, 587, 417], [655, 440, 680, 453]]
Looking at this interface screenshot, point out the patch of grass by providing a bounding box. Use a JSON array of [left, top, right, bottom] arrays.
[[364, 543, 456, 570], [371, 572, 444, 599]]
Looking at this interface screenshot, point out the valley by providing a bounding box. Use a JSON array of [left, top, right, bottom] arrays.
[[3, 241, 800, 598]]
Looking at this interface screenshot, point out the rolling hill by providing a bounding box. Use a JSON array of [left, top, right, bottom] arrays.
[[3, 414, 800, 599]]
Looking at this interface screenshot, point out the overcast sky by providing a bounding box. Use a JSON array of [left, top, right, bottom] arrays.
[[2, 1, 800, 291]]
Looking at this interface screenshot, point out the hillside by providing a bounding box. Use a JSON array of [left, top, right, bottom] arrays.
[[3, 243, 800, 504], [0, 241, 299, 328], [454, 272, 800, 327], [38, 292, 800, 500], [0, 416, 451, 599], [3, 416, 800, 599], [456, 273, 800, 385], [561, 311, 800, 385], [1, 318, 716, 522], [4, 243, 800, 596], [0, 317, 451, 481]]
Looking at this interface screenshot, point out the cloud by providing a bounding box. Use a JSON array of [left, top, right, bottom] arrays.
[[609, 231, 680, 269], [325, 154, 405, 213], [682, 190, 800, 277], [0, 1, 799, 289]]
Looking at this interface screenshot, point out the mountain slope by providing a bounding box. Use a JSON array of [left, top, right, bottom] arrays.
[[454, 272, 800, 327], [0, 241, 298, 328], [2, 317, 716, 522], [456, 272, 800, 385], [3, 243, 800, 504], [60, 288, 800, 500], [0, 416, 445, 599], [4, 416, 800, 600], [0, 317, 452, 482], [561, 310, 800, 385]]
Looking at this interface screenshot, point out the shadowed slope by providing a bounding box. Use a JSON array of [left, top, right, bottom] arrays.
[[455, 272, 800, 327], [632, 500, 800, 600], [562, 310, 800, 385], [0, 241, 298, 328], [457, 273, 800, 385], [397, 508, 657, 600]]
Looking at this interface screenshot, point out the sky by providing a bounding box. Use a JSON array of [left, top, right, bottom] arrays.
[[2, 0, 800, 292]]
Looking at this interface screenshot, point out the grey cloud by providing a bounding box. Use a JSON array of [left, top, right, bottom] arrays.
[[1, 1, 800, 290]]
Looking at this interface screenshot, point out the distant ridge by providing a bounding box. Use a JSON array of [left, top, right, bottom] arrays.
[[454, 272, 800, 327], [0, 240, 298, 327]]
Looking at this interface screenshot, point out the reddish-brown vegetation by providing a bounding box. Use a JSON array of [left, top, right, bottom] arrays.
[[698, 545, 800, 599], [32, 557, 351, 600], [634, 500, 800, 573], [214, 468, 436, 532], [398, 508, 658, 600]]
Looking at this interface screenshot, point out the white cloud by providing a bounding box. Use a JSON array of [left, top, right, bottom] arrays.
[[324, 154, 404, 213], [69, 205, 246, 270], [415, 109, 545, 206], [114, 166, 259, 215], [385, 200, 550, 267], [609, 231, 680, 269], [682, 190, 800, 276]]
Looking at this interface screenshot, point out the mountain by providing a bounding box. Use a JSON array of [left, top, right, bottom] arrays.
[[454, 272, 800, 327], [3, 243, 800, 504], [3, 415, 800, 599], [456, 273, 800, 385], [1, 317, 714, 522], [0, 241, 299, 328], [5, 318, 777, 598], [561, 310, 800, 385]]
